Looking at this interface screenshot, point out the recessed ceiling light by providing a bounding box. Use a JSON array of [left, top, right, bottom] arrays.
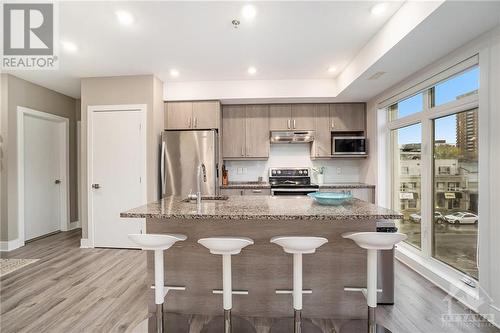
[[242, 4, 257, 20], [371, 3, 387, 15], [115, 10, 134, 25], [247, 66, 257, 75], [327, 66, 337, 73], [61, 41, 78, 53], [170, 69, 179, 77]]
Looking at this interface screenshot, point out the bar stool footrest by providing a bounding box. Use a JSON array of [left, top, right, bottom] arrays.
[[212, 289, 249, 295], [344, 287, 382, 300], [275, 289, 312, 294]]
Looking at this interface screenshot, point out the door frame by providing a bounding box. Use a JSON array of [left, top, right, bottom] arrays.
[[86, 104, 147, 248], [17, 106, 70, 246]]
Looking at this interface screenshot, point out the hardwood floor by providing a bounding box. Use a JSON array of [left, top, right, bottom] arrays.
[[1, 230, 498, 333]]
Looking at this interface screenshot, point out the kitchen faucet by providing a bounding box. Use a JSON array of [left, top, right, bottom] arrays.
[[197, 163, 207, 214]]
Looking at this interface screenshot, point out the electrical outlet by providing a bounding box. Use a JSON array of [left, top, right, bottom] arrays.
[[336, 167, 342, 175]]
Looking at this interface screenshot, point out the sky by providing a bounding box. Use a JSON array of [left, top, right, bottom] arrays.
[[397, 66, 479, 145]]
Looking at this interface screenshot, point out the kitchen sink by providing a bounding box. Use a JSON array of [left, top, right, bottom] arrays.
[[181, 195, 229, 202]]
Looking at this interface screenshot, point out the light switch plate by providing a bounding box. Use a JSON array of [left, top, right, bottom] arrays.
[[336, 167, 342, 175]]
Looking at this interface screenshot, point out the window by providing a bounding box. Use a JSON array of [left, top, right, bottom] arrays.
[[438, 166, 451, 175], [389, 93, 423, 120], [392, 123, 422, 249], [433, 110, 479, 279], [433, 67, 479, 107], [388, 60, 479, 281]]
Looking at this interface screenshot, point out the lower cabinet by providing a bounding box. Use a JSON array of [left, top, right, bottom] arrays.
[[221, 188, 271, 196]]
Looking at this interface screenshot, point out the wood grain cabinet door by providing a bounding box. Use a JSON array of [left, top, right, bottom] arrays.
[[245, 105, 270, 158], [269, 104, 292, 130], [222, 105, 246, 158], [165, 102, 193, 129], [291, 104, 315, 130], [192, 101, 220, 129], [330, 104, 366, 131], [312, 104, 331, 157]]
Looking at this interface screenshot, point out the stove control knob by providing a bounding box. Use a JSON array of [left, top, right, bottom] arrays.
[[272, 170, 276, 175], [298, 170, 303, 175], [277, 170, 281, 175], [304, 170, 308, 175]]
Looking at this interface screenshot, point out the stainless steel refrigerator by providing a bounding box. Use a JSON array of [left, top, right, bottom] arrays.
[[160, 130, 219, 198]]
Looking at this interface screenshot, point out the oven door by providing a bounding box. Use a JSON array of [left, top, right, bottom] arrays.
[[271, 188, 318, 196]]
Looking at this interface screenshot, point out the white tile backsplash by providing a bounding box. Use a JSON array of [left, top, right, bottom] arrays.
[[224, 144, 361, 183]]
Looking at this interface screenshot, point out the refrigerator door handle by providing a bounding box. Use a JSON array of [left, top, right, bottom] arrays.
[[160, 140, 166, 196]]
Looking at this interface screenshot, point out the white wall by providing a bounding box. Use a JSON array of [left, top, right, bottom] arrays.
[[362, 26, 500, 328], [225, 144, 362, 184]]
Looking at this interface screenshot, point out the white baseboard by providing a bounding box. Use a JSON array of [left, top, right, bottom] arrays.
[[80, 238, 92, 248], [69, 220, 81, 230], [0, 238, 23, 252]]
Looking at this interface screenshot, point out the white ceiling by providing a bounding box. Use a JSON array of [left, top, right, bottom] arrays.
[[5, 1, 403, 98], [5, 1, 500, 102]]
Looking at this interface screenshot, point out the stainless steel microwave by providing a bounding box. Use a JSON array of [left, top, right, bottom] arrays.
[[332, 136, 367, 155]]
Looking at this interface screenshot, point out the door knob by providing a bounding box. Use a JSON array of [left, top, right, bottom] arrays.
[[55, 179, 61, 184], [92, 183, 101, 189]]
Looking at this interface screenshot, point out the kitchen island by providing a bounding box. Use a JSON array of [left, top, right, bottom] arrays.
[[121, 195, 402, 332]]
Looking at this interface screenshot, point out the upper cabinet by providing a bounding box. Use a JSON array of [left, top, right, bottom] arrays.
[[291, 104, 315, 130], [269, 104, 314, 131], [165, 101, 220, 130], [222, 105, 246, 158], [222, 105, 270, 159], [311, 104, 331, 158], [166, 102, 192, 129], [269, 104, 292, 131], [329, 103, 365, 132]]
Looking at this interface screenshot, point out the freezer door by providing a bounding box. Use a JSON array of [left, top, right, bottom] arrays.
[[161, 130, 218, 198]]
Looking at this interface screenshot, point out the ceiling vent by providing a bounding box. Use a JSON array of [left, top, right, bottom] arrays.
[[368, 71, 386, 80]]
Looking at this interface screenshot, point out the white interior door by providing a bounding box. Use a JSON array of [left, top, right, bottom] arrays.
[[91, 109, 145, 248], [24, 114, 61, 241]]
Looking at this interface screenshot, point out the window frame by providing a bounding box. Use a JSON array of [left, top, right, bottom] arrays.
[[386, 61, 480, 278]]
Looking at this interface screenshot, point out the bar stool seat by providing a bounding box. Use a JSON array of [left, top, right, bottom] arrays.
[[341, 232, 406, 333], [128, 233, 187, 333], [198, 236, 254, 255], [198, 236, 254, 333], [270, 236, 328, 254], [341, 232, 406, 250], [129, 233, 187, 250], [271, 236, 328, 333]]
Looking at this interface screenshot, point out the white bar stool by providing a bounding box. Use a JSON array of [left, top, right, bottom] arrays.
[[270, 236, 328, 333], [341, 232, 407, 333], [198, 236, 254, 333], [128, 233, 187, 333]]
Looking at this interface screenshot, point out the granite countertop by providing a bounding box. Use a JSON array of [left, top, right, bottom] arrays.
[[121, 195, 402, 220], [220, 182, 271, 189], [220, 182, 374, 189]]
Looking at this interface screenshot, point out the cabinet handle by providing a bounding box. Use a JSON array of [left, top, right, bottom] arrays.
[[293, 119, 296, 129], [331, 120, 334, 129], [188, 117, 192, 128], [241, 146, 244, 156], [194, 117, 198, 128], [252, 189, 262, 193], [287, 119, 291, 129], [240, 190, 244, 196]]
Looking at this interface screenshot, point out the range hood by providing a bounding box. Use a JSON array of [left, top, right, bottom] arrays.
[[270, 131, 315, 144]]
